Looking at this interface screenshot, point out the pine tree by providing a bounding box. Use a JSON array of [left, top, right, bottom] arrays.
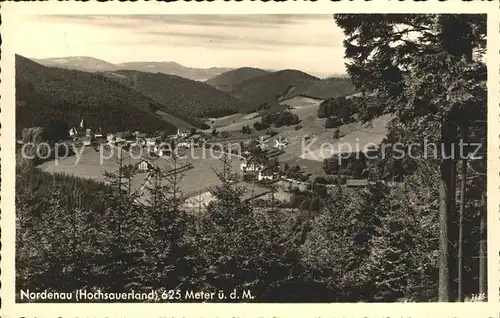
[[334, 14, 486, 301], [140, 154, 194, 296], [99, 148, 149, 293]]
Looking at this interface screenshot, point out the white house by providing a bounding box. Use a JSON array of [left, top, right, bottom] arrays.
[[241, 161, 264, 173], [258, 169, 277, 181], [136, 159, 154, 172], [146, 137, 157, 146], [115, 136, 126, 143], [69, 127, 81, 138], [177, 141, 191, 149], [177, 128, 190, 139], [107, 133, 116, 143]]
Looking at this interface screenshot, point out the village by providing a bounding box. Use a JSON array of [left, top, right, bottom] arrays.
[[56, 115, 374, 211]]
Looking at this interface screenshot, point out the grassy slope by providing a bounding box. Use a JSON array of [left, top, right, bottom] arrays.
[[16, 55, 178, 135]]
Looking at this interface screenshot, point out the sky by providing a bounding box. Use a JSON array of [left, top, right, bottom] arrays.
[[15, 14, 347, 77]]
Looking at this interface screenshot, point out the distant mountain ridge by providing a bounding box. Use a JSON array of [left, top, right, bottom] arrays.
[[33, 56, 233, 81], [117, 61, 233, 81], [32, 56, 119, 72], [32, 56, 349, 83]]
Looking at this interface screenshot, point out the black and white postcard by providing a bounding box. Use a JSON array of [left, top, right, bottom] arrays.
[[1, 2, 499, 317]]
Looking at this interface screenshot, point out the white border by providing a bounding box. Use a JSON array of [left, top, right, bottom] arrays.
[[1, 2, 499, 317]]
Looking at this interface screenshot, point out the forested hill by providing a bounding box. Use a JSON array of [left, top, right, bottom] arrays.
[[205, 67, 270, 92], [229, 69, 320, 112], [285, 77, 355, 100], [15, 55, 178, 135], [103, 70, 252, 119]]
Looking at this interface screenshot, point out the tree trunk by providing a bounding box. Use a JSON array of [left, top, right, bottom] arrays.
[[478, 192, 487, 296], [457, 125, 468, 302], [438, 119, 457, 302]]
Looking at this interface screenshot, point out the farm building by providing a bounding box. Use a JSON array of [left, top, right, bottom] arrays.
[[258, 168, 278, 181], [135, 159, 154, 172]]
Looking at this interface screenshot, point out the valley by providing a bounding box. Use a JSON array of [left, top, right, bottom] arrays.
[[17, 53, 387, 208]]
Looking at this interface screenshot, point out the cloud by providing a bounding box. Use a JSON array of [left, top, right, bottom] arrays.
[[22, 14, 346, 73], [37, 14, 332, 29], [142, 30, 341, 49]]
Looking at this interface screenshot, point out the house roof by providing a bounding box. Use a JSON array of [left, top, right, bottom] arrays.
[[136, 159, 154, 166]]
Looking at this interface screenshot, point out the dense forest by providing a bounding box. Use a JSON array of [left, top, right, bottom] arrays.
[[205, 67, 271, 92], [285, 76, 355, 100], [15, 55, 178, 136], [106, 70, 250, 120], [15, 154, 446, 302], [230, 70, 320, 112]]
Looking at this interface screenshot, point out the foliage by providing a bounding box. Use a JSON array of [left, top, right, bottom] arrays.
[[240, 125, 252, 134], [253, 121, 263, 131], [289, 77, 355, 100], [324, 116, 343, 129], [317, 96, 357, 121], [333, 129, 341, 139], [259, 110, 300, 129]]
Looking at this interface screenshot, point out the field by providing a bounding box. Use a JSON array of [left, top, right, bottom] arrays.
[[203, 99, 393, 178], [38, 146, 144, 181], [38, 146, 268, 200], [207, 113, 259, 129]]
